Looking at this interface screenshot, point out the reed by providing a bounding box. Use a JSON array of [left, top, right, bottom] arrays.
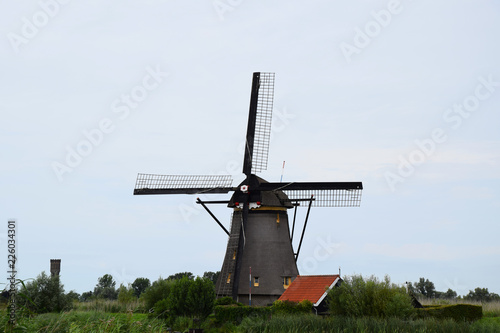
[[74, 299, 146, 314]]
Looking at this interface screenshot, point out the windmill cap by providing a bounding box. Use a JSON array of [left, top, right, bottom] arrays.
[[228, 175, 293, 209]]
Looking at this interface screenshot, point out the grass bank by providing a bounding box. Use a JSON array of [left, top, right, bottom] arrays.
[[238, 314, 500, 333], [2, 311, 168, 333], [2, 300, 500, 332]]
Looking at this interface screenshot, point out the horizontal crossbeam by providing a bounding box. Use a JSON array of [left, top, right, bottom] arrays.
[[134, 188, 235, 195], [259, 182, 363, 191]]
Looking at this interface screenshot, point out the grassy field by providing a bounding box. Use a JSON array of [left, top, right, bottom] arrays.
[[2, 300, 500, 332], [238, 314, 500, 333], [2, 311, 170, 333]]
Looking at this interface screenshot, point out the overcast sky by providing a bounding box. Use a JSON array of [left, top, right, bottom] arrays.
[[1, 1, 499, 296]]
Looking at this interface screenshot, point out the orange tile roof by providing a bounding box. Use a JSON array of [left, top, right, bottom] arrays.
[[278, 275, 340, 306]]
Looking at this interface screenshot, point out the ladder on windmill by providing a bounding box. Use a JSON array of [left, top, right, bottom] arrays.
[[216, 213, 242, 298]]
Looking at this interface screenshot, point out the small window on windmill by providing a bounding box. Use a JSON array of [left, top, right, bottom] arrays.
[[226, 273, 231, 284], [232, 250, 237, 260], [254, 277, 259, 287], [283, 277, 291, 289]]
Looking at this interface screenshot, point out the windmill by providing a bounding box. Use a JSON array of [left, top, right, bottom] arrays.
[[134, 72, 363, 306]]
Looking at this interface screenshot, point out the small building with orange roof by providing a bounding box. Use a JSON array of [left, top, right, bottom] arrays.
[[277, 275, 341, 314]]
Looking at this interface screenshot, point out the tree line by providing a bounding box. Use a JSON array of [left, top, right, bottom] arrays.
[[3, 271, 219, 315], [407, 277, 500, 302], [79, 271, 219, 303], [3, 271, 498, 316]]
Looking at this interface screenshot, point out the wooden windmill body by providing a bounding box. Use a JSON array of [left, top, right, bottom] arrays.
[[134, 72, 363, 305]]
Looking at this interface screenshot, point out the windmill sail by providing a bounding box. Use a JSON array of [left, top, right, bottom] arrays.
[[282, 188, 362, 207], [134, 173, 234, 195], [243, 72, 275, 176], [259, 181, 363, 207]]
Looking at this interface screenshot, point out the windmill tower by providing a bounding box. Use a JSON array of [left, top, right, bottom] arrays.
[[50, 259, 61, 277], [134, 72, 363, 306]]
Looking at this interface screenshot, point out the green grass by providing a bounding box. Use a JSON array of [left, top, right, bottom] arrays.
[[2, 300, 500, 332], [2, 311, 168, 333], [238, 314, 500, 333], [73, 299, 146, 314]]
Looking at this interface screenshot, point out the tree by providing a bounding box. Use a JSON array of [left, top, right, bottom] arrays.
[[413, 278, 436, 298], [465, 288, 500, 302], [203, 271, 220, 286], [143, 275, 216, 320], [19, 271, 71, 313], [142, 277, 174, 311], [97, 274, 116, 289], [329, 274, 414, 318], [94, 274, 118, 300], [117, 284, 135, 304], [66, 290, 80, 303], [166, 276, 192, 317], [146, 276, 216, 321], [442, 288, 457, 299], [167, 272, 194, 281], [80, 291, 93, 302], [186, 277, 216, 320], [132, 277, 151, 298]]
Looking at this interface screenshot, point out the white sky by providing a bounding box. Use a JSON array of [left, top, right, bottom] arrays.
[[1, 0, 499, 296]]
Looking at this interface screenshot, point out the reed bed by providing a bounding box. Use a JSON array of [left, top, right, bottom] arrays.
[[73, 299, 146, 314], [237, 314, 500, 333]]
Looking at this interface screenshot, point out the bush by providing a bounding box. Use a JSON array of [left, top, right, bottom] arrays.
[[66, 290, 80, 303], [141, 277, 174, 311], [166, 276, 192, 317], [153, 299, 170, 319], [215, 296, 237, 306], [214, 305, 272, 324], [328, 274, 414, 318], [172, 316, 195, 331], [18, 272, 71, 314], [186, 277, 216, 320], [145, 276, 215, 321], [416, 304, 483, 322], [117, 284, 136, 304], [273, 300, 312, 315], [94, 274, 118, 300]]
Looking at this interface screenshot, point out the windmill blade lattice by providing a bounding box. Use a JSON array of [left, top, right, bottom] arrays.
[[259, 181, 363, 207], [251, 72, 274, 174], [283, 189, 362, 207], [134, 173, 234, 195]]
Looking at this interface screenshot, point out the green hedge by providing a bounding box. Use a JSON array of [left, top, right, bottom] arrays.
[[416, 304, 482, 322], [214, 305, 272, 324], [273, 300, 313, 315], [214, 296, 239, 306]]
